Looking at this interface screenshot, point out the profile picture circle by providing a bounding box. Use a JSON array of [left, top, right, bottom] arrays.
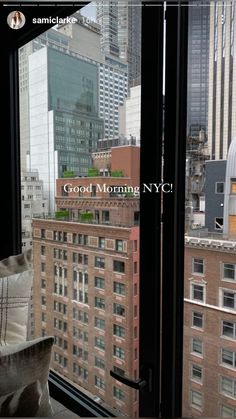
[[7, 11, 25, 30]]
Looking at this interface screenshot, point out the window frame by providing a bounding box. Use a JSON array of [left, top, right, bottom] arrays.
[[215, 181, 224, 194], [1, 1, 188, 417], [221, 320, 236, 340], [191, 282, 206, 303], [190, 363, 203, 384], [222, 263, 236, 282], [192, 311, 203, 329], [191, 337, 203, 357], [221, 288, 236, 310], [192, 257, 204, 275]]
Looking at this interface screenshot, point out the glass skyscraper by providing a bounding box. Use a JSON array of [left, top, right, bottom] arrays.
[[28, 46, 103, 210]]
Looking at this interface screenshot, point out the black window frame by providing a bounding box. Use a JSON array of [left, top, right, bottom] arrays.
[[1, 1, 188, 417]]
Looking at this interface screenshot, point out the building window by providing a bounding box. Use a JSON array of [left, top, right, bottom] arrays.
[[41, 245, 46, 255], [133, 240, 138, 252], [102, 210, 110, 223], [191, 338, 203, 356], [231, 178, 236, 193], [54, 336, 68, 350], [41, 229, 45, 239], [191, 283, 205, 302], [95, 296, 105, 310], [113, 366, 125, 376], [95, 256, 105, 269], [221, 348, 236, 368], [222, 290, 236, 309], [223, 263, 236, 281], [95, 336, 105, 350], [115, 239, 123, 252], [42, 312, 46, 322], [95, 376, 106, 390], [95, 356, 105, 370], [220, 376, 236, 399], [190, 390, 202, 410], [41, 262, 46, 272], [95, 317, 105, 330], [54, 318, 67, 333], [222, 320, 236, 339], [94, 276, 105, 289], [113, 260, 125, 273], [220, 404, 236, 417], [98, 237, 105, 249], [134, 211, 139, 225], [41, 279, 46, 289], [73, 308, 88, 324], [73, 234, 88, 245], [215, 182, 224, 193], [113, 345, 125, 360], [192, 311, 203, 329], [73, 345, 88, 361], [113, 281, 125, 295], [215, 217, 223, 230], [113, 303, 125, 317], [54, 352, 68, 368], [73, 364, 88, 381], [191, 364, 202, 383], [91, 185, 97, 197], [113, 387, 125, 401], [134, 261, 138, 274], [73, 271, 88, 304], [192, 257, 204, 274], [41, 296, 46, 306], [54, 301, 67, 315], [113, 324, 125, 338]]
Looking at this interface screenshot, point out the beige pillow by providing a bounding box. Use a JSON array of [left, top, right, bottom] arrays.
[[0, 250, 33, 345], [0, 336, 54, 417]]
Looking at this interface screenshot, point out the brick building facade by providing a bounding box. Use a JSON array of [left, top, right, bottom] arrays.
[[183, 236, 236, 417], [32, 146, 140, 416]]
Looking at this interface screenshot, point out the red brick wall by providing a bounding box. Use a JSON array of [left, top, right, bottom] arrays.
[[183, 245, 236, 417]]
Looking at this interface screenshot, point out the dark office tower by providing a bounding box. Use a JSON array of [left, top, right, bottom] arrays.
[[208, 1, 236, 160], [96, 0, 141, 87], [187, 2, 210, 139]]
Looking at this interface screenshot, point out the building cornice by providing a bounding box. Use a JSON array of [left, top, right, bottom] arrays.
[[185, 235, 236, 253]]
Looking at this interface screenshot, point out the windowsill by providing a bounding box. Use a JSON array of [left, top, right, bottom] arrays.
[[190, 352, 203, 359], [221, 278, 236, 284], [191, 326, 204, 332]]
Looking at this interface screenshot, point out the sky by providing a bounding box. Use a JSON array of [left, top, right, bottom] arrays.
[[80, 2, 97, 21]]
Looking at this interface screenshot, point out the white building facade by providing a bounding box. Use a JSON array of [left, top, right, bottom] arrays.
[[21, 171, 48, 249]]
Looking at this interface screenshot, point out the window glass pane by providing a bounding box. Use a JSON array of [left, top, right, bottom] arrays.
[[192, 338, 203, 355], [184, 6, 236, 418], [223, 292, 235, 309], [193, 258, 204, 274], [191, 364, 202, 382], [192, 284, 204, 301], [222, 349, 234, 367], [223, 264, 235, 280], [221, 376, 234, 397], [222, 321, 235, 339], [192, 311, 203, 328], [19, 3, 141, 415]]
